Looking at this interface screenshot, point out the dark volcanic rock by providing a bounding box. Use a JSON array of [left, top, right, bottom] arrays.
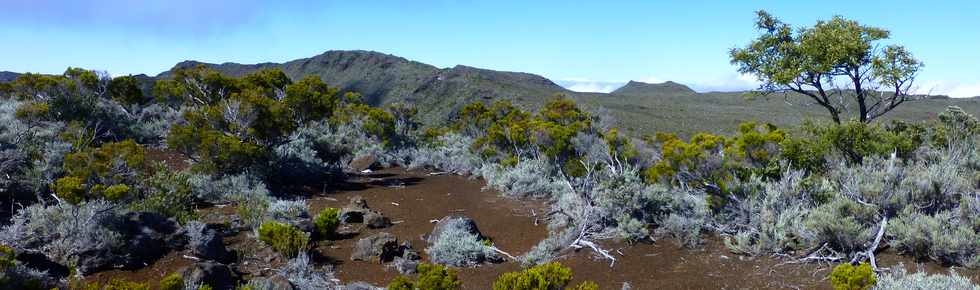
[[185, 222, 231, 262], [348, 154, 377, 172], [181, 262, 238, 290], [364, 211, 391, 229], [350, 233, 399, 262], [391, 256, 419, 275]]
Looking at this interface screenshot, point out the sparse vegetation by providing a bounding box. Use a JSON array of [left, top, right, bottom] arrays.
[[0, 34, 976, 288]]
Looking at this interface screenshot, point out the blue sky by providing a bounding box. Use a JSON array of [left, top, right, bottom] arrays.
[[3, 0, 979, 97]]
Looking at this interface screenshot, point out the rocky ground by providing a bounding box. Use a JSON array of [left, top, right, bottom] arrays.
[[81, 167, 980, 289]]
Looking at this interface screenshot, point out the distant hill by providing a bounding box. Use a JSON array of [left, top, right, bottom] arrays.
[[157, 50, 569, 124], [611, 80, 696, 96], [0, 71, 19, 83]]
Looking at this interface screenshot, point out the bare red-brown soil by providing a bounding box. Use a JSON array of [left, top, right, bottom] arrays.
[[83, 167, 980, 289]]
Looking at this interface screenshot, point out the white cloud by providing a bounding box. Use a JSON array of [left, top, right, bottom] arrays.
[[556, 74, 980, 98], [555, 78, 627, 93], [555, 73, 762, 94], [947, 84, 980, 98], [913, 80, 980, 98], [686, 73, 760, 92]]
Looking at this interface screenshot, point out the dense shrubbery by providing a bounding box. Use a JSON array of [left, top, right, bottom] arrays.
[[159, 66, 411, 180]]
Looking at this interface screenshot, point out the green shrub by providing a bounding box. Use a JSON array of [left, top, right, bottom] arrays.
[[386, 276, 416, 290], [54, 139, 145, 203], [830, 262, 876, 290], [131, 165, 197, 222], [0, 245, 14, 285], [782, 120, 918, 170], [257, 221, 309, 258], [103, 278, 150, 290], [492, 262, 573, 290], [313, 207, 341, 238], [386, 263, 461, 290], [236, 191, 271, 229], [159, 273, 185, 290], [571, 281, 600, 290]]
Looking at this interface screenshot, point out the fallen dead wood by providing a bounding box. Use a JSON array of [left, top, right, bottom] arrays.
[[493, 247, 519, 261]]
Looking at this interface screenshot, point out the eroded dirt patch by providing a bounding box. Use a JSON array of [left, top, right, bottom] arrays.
[[81, 167, 980, 289]]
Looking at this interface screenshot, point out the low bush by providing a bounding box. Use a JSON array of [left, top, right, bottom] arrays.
[[103, 278, 150, 290], [55, 139, 145, 203], [830, 262, 876, 290], [0, 200, 122, 271], [889, 209, 979, 267], [492, 262, 573, 290], [257, 221, 309, 258], [479, 157, 564, 199], [387, 263, 461, 290], [402, 133, 483, 175], [873, 267, 979, 290], [266, 199, 310, 227], [313, 207, 341, 238], [804, 198, 877, 253], [277, 253, 338, 290], [427, 218, 498, 267], [722, 170, 814, 255]]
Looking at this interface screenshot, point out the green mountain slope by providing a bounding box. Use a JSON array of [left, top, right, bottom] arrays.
[[7, 50, 971, 137], [611, 80, 696, 96], [157, 50, 570, 124]]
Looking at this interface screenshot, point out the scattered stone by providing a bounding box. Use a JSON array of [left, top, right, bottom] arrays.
[[391, 256, 419, 275], [349, 154, 377, 172], [181, 262, 238, 290], [399, 241, 421, 261], [73, 248, 115, 275], [185, 223, 231, 262], [340, 196, 370, 224], [364, 211, 391, 229], [268, 275, 294, 290], [350, 233, 399, 262], [340, 208, 366, 224], [74, 211, 185, 273]]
